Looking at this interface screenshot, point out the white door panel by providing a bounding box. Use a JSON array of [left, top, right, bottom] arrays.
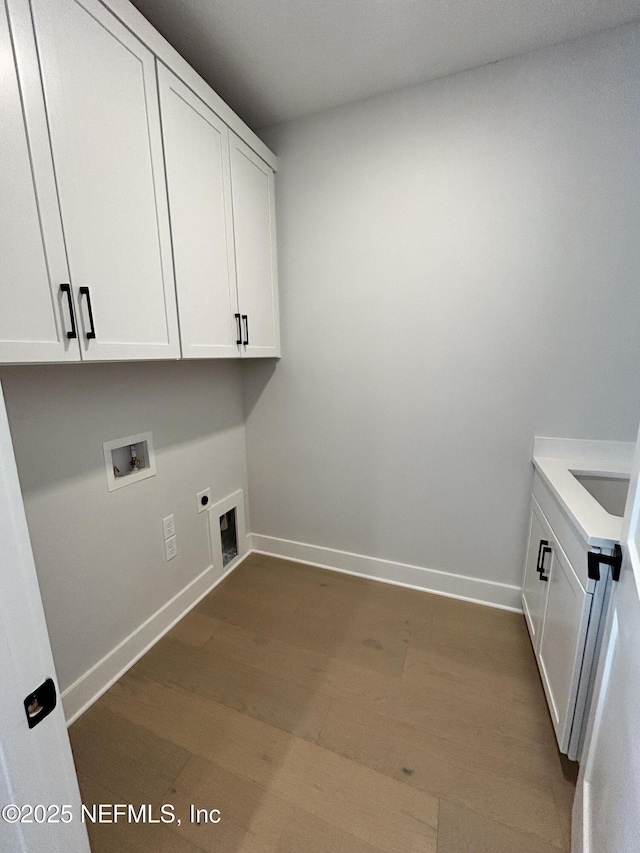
[[537, 542, 592, 752], [0, 0, 78, 362], [0, 382, 89, 852], [159, 63, 239, 358], [28, 0, 179, 360], [573, 432, 640, 852], [230, 133, 280, 357], [521, 499, 551, 650]]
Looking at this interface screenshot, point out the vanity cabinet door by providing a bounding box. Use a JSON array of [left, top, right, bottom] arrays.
[[537, 541, 593, 752], [521, 498, 552, 650]]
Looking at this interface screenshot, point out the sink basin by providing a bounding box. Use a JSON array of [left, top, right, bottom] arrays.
[[571, 472, 630, 518]]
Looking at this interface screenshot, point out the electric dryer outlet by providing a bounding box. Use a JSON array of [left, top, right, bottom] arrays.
[[197, 487, 211, 513]]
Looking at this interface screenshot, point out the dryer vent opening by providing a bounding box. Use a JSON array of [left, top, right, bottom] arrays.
[[220, 508, 238, 568], [208, 489, 245, 575]]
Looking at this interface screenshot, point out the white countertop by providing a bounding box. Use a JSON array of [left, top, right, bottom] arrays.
[[533, 437, 635, 547]]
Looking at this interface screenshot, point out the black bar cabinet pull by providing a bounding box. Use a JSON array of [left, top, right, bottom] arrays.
[[539, 546, 552, 581], [242, 314, 249, 346], [79, 286, 96, 339], [59, 283, 77, 339], [536, 539, 549, 573], [235, 313, 242, 345]]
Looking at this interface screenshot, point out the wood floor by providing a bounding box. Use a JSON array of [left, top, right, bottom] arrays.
[[69, 554, 577, 852]]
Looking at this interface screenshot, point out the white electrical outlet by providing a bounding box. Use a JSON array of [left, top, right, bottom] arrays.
[[162, 514, 175, 540], [165, 535, 178, 561], [196, 487, 211, 514]]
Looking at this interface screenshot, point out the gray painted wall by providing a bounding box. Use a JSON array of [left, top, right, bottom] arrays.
[[3, 23, 640, 701], [245, 23, 640, 589], [0, 361, 248, 693]]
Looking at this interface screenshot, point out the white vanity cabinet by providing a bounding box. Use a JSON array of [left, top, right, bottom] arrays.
[[522, 438, 632, 761], [0, 0, 77, 363], [522, 495, 594, 755]]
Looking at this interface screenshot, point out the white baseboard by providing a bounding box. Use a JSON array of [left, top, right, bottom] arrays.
[[250, 534, 522, 612], [63, 532, 522, 725], [62, 550, 250, 726]]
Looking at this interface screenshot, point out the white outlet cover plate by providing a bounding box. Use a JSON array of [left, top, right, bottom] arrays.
[[165, 535, 177, 561], [197, 487, 211, 514], [162, 514, 175, 540]]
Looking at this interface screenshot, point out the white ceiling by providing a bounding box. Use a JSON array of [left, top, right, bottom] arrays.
[[131, 0, 640, 130]]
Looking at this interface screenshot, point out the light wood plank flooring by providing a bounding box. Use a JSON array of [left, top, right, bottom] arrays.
[[69, 554, 577, 852]]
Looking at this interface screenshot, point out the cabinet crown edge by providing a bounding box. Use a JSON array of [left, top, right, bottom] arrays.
[[99, 0, 277, 172]]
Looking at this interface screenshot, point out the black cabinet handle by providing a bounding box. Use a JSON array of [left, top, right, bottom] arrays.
[[242, 314, 249, 346], [59, 283, 77, 339], [235, 313, 242, 345], [79, 286, 96, 340], [539, 546, 552, 581], [536, 539, 549, 573]]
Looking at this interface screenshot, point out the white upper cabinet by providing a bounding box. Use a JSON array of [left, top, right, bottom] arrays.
[[158, 70, 280, 360], [26, 0, 180, 360], [230, 133, 280, 358], [0, 0, 78, 363], [158, 64, 239, 358], [2, 0, 278, 364]]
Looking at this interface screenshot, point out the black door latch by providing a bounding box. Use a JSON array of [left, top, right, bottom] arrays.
[[587, 544, 623, 583], [23, 678, 57, 729]]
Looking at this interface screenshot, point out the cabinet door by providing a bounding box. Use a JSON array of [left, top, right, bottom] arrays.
[[0, 0, 78, 362], [158, 65, 239, 358], [521, 499, 551, 650], [27, 0, 179, 360], [229, 133, 280, 358], [537, 541, 593, 752]]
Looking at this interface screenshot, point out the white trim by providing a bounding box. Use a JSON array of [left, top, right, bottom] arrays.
[[62, 545, 250, 724], [62, 529, 521, 725], [250, 534, 522, 612], [99, 0, 277, 171]]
